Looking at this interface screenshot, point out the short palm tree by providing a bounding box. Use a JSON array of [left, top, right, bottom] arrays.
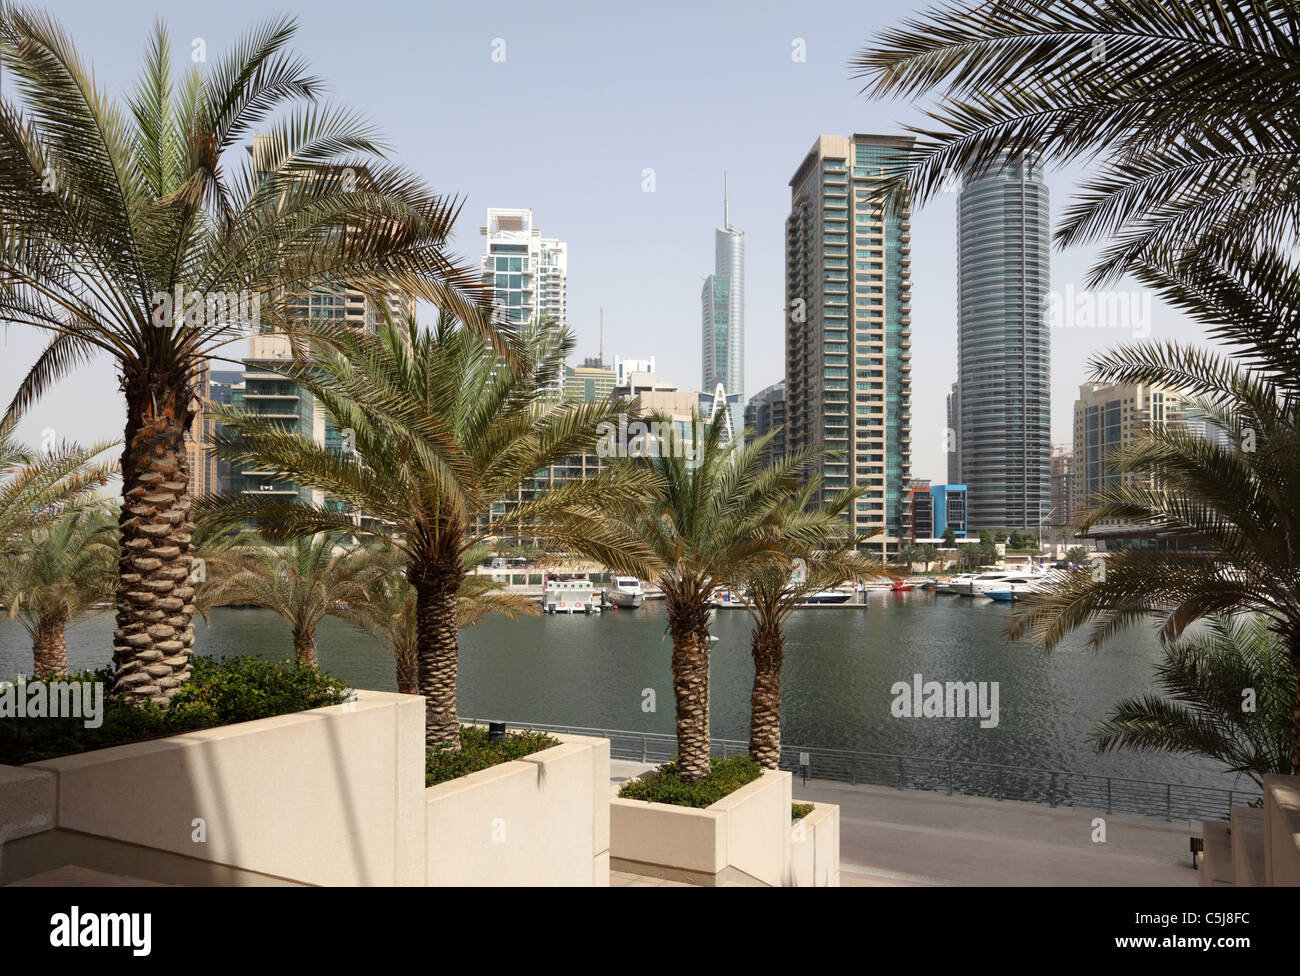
[[201, 534, 397, 666], [853, 0, 1300, 283], [0, 419, 115, 549], [0, 508, 117, 677], [198, 314, 657, 747], [1092, 615, 1293, 789], [729, 480, 886, 768], [0, 10, 493, 704], [606, 419, 825, 782], [340, 547, 539, 694]]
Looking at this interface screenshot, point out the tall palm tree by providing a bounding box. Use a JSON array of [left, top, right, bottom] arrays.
[[1092, 615, 1293, 789], [0, 508, 117, 677], [606, 419, 825, 782], [729, 480, 886, 768], [340, 547, 539, 694], [853, 0, 1300, 283], [0, 9, 494, 704], [201, 534, 397, 666], [197, 314, 658, 747], [0, 419, 115, 549]]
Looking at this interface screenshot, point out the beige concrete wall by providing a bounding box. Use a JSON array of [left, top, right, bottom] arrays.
[[1230, 805, 1264, 887], [791, 803, 840, 887], [1199, 821, 1231, 886], [29, 690, 425, 886], [1263, 774, 1300, 886], [0, 765, 56, 877], [7, 701, 612, 886], [610, 769, 794, 886], [424, 733, 609, 885]]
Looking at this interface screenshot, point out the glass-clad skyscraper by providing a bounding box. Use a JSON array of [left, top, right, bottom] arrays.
[[785, 134, 913, 555], [955, 156, 1050, 533], [702, 177, 745, 406]]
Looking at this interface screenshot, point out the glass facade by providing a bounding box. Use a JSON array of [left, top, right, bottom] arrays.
[[955, 156, 1050, 533]]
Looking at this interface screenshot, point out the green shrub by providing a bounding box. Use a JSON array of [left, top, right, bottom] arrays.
[[617, 755, 762, 809], [425, 725, 560, 787], [792, 802, 814, 822], [0, 656, 351, 765]]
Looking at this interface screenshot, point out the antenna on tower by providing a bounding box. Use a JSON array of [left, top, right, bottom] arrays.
[[599, 308, 604, 367], [723, 171, 729, 228]]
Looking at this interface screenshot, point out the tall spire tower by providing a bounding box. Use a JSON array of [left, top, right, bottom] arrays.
[[702, 172, 744, 407]]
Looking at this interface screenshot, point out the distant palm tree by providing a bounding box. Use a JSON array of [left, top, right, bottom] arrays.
[[0, 420, 115, 549], [1092, 616, 1293, 788], [606, 420, 822, 782], [730, 480, 885, 768], [852, 0, 1300, 283], [198, 314, 657, 747], [340, 547, 539, 694], [0, 10, 494, 704], [0, 509, 117, 677], [201, 534, 397, 666]]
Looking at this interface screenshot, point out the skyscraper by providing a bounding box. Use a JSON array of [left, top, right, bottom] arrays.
[[701, 175, 744, 403], [785, 134, 913, 554], [480, 208, 568, 329], [955, 155, 1050, 533], [745, 381, 787, 460]]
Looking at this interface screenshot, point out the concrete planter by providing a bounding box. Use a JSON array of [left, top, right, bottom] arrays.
[[425, 733, 610, 885], [0, 692, 610, 886], [791, 802, 840, 887], [611, 768, 793, 886]]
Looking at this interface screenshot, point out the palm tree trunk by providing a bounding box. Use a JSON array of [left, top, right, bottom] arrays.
[[749, 621, 785, 769], [293, 627, 318, 668], [112, 377, 197, 704], [395, 645, 419, 695], [1290, 628, 1300, 775], [668, 589, 712, 782], [411, 556, 463, 750], [32, 613, 68, 679]]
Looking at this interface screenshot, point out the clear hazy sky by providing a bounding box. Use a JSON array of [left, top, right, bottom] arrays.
[[1, 0, 1205, 480]]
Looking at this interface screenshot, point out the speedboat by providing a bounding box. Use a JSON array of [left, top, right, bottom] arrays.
[[604, 576, 644, 608], [890, 581, 914, 592], [801, 587, 853, 605], [985, 577, 1054, 601]]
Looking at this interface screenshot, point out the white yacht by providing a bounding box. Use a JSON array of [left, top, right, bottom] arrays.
[[541, 575, 601, 614], [604, 576, 644, 608], [936, 573, 976, 594]]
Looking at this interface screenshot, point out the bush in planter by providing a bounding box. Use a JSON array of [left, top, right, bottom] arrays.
[[0, 655, 351, 765], [792, 802, 814, 823], [425, 725, 560, 787], [617, 755, 763, 809]]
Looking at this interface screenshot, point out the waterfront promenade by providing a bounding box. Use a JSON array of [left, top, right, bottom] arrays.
[[611, 761, 1200, 886]]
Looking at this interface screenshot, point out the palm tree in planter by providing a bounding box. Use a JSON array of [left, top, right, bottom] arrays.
[[1091, 615, 1293, 789], [0, 508, 118, 677], [339, 547, 539, 694], [197, 314, 659, 747], [200, 535, 398, 667], [605, 419, 825, 782], [0, 10, 494, 704], [729, 480, 886, 768]]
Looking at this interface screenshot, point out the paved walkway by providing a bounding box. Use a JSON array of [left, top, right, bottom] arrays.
[[611, 761, 1201, 886]]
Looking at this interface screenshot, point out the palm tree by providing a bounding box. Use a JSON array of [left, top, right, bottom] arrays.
[[852, 0, 1300, 283], [0, 10, 494, 704], [606, 419, 824, 782], [0, 508, 117, 677], [201, 534, 397, 666], [729, 480, 885, 768], [197, 314, 657, 747], [1091, 615, 1293, 789], [1007, 341, 1300, 766], [0, 419, 115, 549], [340, 547, 539, 694]]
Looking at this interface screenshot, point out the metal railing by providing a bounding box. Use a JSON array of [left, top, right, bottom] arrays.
[[484, 719, 1260, 822]]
